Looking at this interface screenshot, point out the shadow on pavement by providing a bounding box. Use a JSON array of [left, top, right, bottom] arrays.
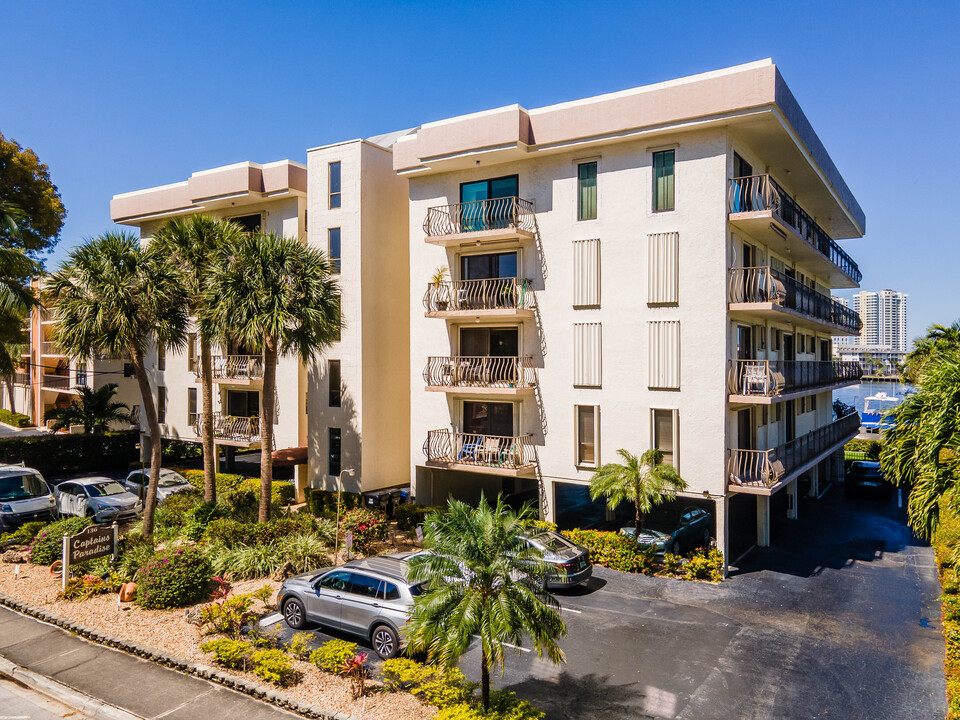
[[505, 672, 651, 720], [555, 576, 607, 597]]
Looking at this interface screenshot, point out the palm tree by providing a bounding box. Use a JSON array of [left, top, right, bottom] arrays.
[[0, 308, 28, 415], [880, 344, 960, 540], [405, 495, 566, 712], [0, 247, 39, 315], [44, 383, 132, 433], [152, 215, 244, 504], [589, 448, 687, 538], [903, 320, 960, 383], [201, 231, 340, 522], [44, 232, 188, 542]]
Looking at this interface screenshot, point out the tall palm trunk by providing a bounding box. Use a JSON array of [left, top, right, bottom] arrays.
[[635, 494, 643, 534], [481, 649, 490, 711], [130, 346, 163, 543], [199, 338, 216, 503], [258, 337, 277, 523], [5, 378, 14, 415]]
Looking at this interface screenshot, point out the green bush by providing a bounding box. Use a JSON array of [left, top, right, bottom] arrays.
[[844, 439, 882, 460], [178, 470, 294, 506], [154, 490, 204, 543], [252, 649, 298, 686], [204, 514, 325, 546], [206, 532, 330, 579], [0, 431, 137, 476], [200, 593, 258, 638], [381, 658, 475, 708], [200, 638, 252, 670], [29, 517, 92, 565], [562, 528, 659, 574], [161, 439, 203, 462], [0, 408, 33, 428], [1, 520, 48, 546], [684, 548, 724, 582], [115, 533, 155, 582], [304, 487, 362, 518], [435, 692, 544, 720], [60, 574, 120, 600], [395, 503, 446, 532], [341, 508, 388, 554], [135, 546, 212, 609], [310, 639, 359, 674], [286, 632, 314, 661]]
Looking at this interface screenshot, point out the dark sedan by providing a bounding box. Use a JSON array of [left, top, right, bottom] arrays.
[[524, 530, 592, 590], [620, 506, 712, 555], [845, 461, 893, 499]]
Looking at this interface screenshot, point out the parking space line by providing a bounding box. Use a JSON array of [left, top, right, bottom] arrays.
[[559, 606, 582, 614], [502, 642, 530, 653]]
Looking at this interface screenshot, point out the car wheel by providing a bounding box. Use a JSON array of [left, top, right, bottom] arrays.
[[85, 508, 96, 519], [282, 598, 307, 629], [371, 624, 400, 659]]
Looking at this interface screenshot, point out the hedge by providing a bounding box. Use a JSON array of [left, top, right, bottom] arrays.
[[562, 529, 660, 574], [177, 470, 295, 505], [844, 439, 882, 460], [304, 487, 362, 517], [0, 408, 33, 428], [934, 502, 960, 718], [395, 503, 446, 531], [0, 431, 138, 476]]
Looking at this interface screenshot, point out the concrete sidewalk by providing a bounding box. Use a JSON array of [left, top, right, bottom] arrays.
[[0, 604, 298, 720]]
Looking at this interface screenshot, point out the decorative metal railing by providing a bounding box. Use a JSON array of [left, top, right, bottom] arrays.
[[727, 175, 862, 284], [423, 429, 536, 471], [727, 359, 862, 398], [41, 373, 70, 390], [423, 197, 536, 237], [13, 372, 30, 386], [728, 266, 862, 334], [194, 412, 261, 444], [728, 412, 860, 489], [424, 278, 535, 314], [193, 355, 265, 381], [41, 341, 65, 356], [424, 356, 536, 390]]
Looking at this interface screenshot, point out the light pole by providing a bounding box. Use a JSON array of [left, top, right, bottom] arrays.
[[334, 468, 355, 562]]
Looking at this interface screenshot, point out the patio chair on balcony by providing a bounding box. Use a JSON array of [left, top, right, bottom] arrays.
[[742, 364, 768, 395], [482, 436, 504, 466]]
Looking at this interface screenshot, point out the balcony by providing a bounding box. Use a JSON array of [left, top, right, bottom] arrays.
[[41, 373, 75, 392], [41, 341, 66, 357], [423, 197, 536, 246], [194, 412, 262, 447], [13, 372, 30, 386], [193, 355, 264, 386], [728, 360, 862, 403], [424, 356, 536, 396], [728, 267, 862, 336], [423, 429, 536, 477], [727, 175, 861, 288], [424, 278, 536, 320], [727, 412, 860, 494]]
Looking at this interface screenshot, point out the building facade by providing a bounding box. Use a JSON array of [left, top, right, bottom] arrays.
[[397, 60, 865, 566], [852, 289, 909, 352]]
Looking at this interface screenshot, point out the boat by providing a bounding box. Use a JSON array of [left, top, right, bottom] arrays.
[[860, 391, 900, 435]]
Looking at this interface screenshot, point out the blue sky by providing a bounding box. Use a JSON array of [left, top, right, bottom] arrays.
[[3, 1, 957, 341]]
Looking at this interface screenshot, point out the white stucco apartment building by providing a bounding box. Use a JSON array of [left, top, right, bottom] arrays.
[[110, 149, 410, 498], [397, 60, 866, 564]]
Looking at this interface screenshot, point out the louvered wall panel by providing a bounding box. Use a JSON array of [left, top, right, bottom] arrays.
[[648, 320, 681, 389], [573, 238, 601, 307], [574, 323, 602, 387], [647, 232, 679, 305]]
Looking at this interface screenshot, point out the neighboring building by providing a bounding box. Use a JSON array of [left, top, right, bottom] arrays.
[[835, 345, 906, 376], [110, 149, 410, 499], [397, 59, 865, 567], [852, 289, 909, 352], [832, 297, 855, 347]]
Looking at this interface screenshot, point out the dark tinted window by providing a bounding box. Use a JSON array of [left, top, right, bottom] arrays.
[[409, 582, 428, 597], [348, 573, 382, 598], [382, 582, 400, 601], [319, 570, 351, 591], [230, 214, 262, 232], [0, 473, 49, 501], [127, 473, 145, 486]]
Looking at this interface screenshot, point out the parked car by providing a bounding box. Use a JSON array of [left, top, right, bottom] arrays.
[[0, 464, 57, 532], [620, 505, 712, 555], [845, 460, 893, 499], [122, 468, 194, 502], [522, 530, 592, 589], [54, 477, 142, 524], [279, 553, 426, 659]]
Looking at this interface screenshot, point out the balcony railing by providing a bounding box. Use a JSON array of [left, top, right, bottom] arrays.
[[423, 429, 536, 472], [13, 372, 30, 386], [193, 355, 265, 381], [728, 412, 860, 489], [728, 359, 862, 398], [727, 175, 861, 284], [424, 356, 536, 390], [728, 267, 862, 334], [423, 197, 536, 237], [194, 412, 261, 444], [424, 278, 535, 314], [41, 341, 65, 356], [41, 373, 70, 390]]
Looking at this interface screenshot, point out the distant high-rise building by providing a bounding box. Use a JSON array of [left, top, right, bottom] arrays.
[[850, 290, 909, 351], [832, 297, 855, 346]]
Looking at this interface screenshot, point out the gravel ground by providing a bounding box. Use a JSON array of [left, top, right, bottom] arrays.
[[0, 559, 435, 720]]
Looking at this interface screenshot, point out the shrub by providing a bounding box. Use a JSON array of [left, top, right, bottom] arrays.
[[661, 553, 685, 575], [161, 438, 203, 462], [204, 514, 324, 546], [29, 517, 91, 565], [154, 490, 203, 543], [206, 532, 329, 580], [200, 594, 258, 638], [435, 692, 545, 720], [304, 487, 362, 518], [200, 638, 251, 670], [844, 439, 882, 460], [178, 470, 294, 507], [115, 533, 155, 582], [183, 502, 226, 541], [395, 503, 446, 532], [252, 649, 298, 686], [59, 574, 120, 600], [135, 547, 212, 609], [562, 528, 659, 574], [341, 508, 388, 554], [343, 652, 369, 699], [0, 408, 33, 428], [685, 548, 724, 582], [526, 519, 558, 534], [381, 658, 475, 708], [310, 639, 358, 674], [286, 632, 314, 661], [0, 431, 137, 476], [1, 520, 48, 546]]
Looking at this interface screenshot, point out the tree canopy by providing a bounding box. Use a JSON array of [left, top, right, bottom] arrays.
[[0, 133, 65, 258]]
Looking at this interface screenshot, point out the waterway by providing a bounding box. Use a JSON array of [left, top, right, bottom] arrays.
[[834, 379, 914, 413]]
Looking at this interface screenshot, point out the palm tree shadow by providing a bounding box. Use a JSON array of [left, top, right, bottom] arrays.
[[504, 672, 649, 720]]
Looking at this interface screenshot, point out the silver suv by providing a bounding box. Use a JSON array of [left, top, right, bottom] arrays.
[[278, 552, 425, 659]]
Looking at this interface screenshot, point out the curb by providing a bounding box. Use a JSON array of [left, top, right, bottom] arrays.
[[0, 592, 361, 720], [0, 655, 142, 720]]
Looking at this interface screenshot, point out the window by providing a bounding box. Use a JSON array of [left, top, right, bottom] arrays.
[[123, 363, 134, 378], [576, 405, 598, 467], [75, 363, 87, 387], [460, 176, 519, 232], [319, 570, 351, 591], [653, 149, 675, 212], [157, 345, 165, 371], [382, 582, 400, 601], [651, 408, 678, 468], [757, 326, 766, 351], [577, 162, 597, 220], [328, 228, 341, 274], [348, 573, 383, 598], [461, 251, 517, 280], [228, 214, 261, 233], [187, 333, 196, 372], [328, 360, 341, 408], [762, 407, 769, 425], [775, 404, 782, 422], [573, 323, 602, 387], [733, 152, 753, 179], [800, 397, 806, 413], [648, 321, 681, 389], [648, 232, 679, 305], [773, 329, 781, 352], [157, 386, 166, 424], [329, 162, 341, 208], [799, 335, 806, 353], [328, 428, 342, 476], [463, 401, 514, 436], [226, 390, 259, 417], [187, 387, 198, 426], [811, 395, 817, 411], [572, 239, 600, 308]]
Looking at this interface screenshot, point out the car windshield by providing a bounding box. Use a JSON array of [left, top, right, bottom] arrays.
[[529, 533, 571, 554], [158, 470, 188, 487], [0, 473, 50, 502], [644, 510, 681, 532], [85, 481, 127, 498]]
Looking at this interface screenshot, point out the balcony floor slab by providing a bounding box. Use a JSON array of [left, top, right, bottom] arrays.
[[729, 302, 860, 337], [425, 385, 535, 397], [424, 227, 535, 248], [425, 308, 535, 321], [728, 432, 856, 496], [728, 378, 861, 405], [425, 460, 535, 478]]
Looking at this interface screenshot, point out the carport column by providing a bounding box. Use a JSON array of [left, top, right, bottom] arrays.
[[808, 463, 820, 498], [786, 479, 798, 520], [714, 494, 729, 578], [756, 495, 771, 547], [294, 463, 308, 503]]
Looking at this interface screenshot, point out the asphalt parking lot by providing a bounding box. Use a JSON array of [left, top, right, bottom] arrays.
[[269, 481, 946, 719]]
